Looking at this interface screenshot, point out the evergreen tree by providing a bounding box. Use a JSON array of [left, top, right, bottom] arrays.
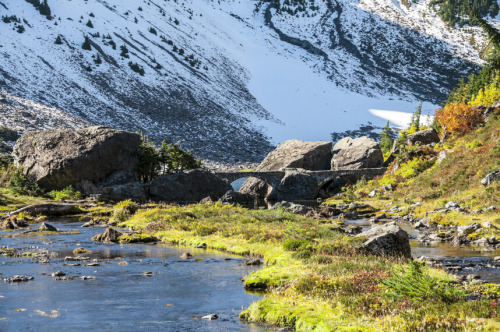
[[120, 45, 129, 58], [82, 36, 92, 50], [94, 54, 102, 65], [55, 34, 63, 44], [413, 102, 422, 131], [86, 19, 94, 28], [379, 121, 394, 154]]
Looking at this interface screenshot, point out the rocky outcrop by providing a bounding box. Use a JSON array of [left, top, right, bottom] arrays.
[[331, 136, 383, 170], [147, 169, 232, 203], [13, 126, 141, 191], [241, 140, 332, 197], [356, 222, 411, 258], [406, 128, 440, 146]]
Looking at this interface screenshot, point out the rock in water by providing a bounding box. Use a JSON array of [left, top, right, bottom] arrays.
[[39, 222, 58, 232], [147, 169, 231, 203], [331, 136, 383, 170], [91, 227, 123, 243], [356, 222, 411, 258], [240, 140, 332, 197], [6, 275, 34, 282], [201, 314, 218, 320], [13, 126, 141, 191], [406, 128, 440, 146]]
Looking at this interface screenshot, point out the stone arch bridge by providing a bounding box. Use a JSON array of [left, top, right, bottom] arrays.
[[215, 168, 387, 201]]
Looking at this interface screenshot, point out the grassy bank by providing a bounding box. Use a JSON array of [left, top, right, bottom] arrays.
[[121, 202, 500, 331]]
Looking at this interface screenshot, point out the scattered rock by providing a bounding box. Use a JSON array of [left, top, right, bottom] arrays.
[[331, 136, 383, 170], [382, 184, 392, 192], [39, 222, 58, 232], [481, 170, 500, 186], [51, 271, 66, 277], [368, 190, 380, 198], [201, 314, 218, 320], [437, 151, 447, 164], [481, 221, 497, 229], [356, 222, 411, 258], [81, 218, 108, 228], [141, 271, 153, 277], [73, 248, 91, 255], [6, 275, 34, 283], [485, 206, 496, 212], [180, 252, 193, 260], [91, 227, 123, 243], [244, 258, 261, 266], [444, 201, 460, 209], [406, 128, 440, 146], [457, 223, 480, 237]]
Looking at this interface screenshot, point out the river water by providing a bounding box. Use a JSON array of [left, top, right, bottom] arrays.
[[0, 220, 266, 331]]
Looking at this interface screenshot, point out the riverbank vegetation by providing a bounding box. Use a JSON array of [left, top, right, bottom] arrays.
[[120, 202, 500, 331]]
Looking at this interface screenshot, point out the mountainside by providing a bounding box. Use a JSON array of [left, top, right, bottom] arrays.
[[0, 0, 493, 162]]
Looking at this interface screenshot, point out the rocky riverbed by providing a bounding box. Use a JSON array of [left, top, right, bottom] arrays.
[[0, 218, 265, 331]]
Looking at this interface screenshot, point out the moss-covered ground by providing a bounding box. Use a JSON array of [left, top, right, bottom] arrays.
[[120, 202, 500, 331]]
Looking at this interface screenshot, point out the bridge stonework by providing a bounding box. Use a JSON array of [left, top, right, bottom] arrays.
[[215, 168, 387, 201]]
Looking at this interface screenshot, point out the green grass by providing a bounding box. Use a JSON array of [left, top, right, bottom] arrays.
[[121, 202, 500, 331]]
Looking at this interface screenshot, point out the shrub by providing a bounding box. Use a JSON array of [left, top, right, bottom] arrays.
[[128, 62, 145, 75], [435, 102, 484, 135], [48, 185, 82, 201], [469, 83, 500, 107], [283, 239, 310, 251], [8, 167, 44, 196], [466, 139, 483, 149], [394, 158, 433, 179], [111, 199, 138, 223]]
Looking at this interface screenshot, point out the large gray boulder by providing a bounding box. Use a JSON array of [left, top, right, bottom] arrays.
[[356, 222, 411, 258], [406, 128, 439, 146], [272, 169, 319, 201], [331, 136, 383, 170], [240, 140, 332, 197], [13, 126, 141, 191], [147, 169, 231, 203]]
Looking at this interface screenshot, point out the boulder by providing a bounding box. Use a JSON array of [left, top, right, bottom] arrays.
[[96, 182, 147, 202], [147, 169, 231, 203], [270, 201, 315, 215], [406, 129, 440, 146], [331, 136, 383, 170], [219, 190, 255, 208], [13, 126, 141, 191], [91, 227, 124, 243], [481, 170, 500, 186], [356, 222, 411, 258], [240, 140, 332, 197], [272, 169, 319, 201]]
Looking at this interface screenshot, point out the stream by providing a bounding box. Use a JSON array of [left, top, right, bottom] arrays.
[[346, 220, 500, 283], [0, 219, 266, 331]]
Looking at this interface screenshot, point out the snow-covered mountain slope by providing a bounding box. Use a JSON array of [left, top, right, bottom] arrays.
[[0, 0, 489, 161]]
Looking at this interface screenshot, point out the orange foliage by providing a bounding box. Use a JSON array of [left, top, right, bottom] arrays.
[[435, 102, 484, 135]]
